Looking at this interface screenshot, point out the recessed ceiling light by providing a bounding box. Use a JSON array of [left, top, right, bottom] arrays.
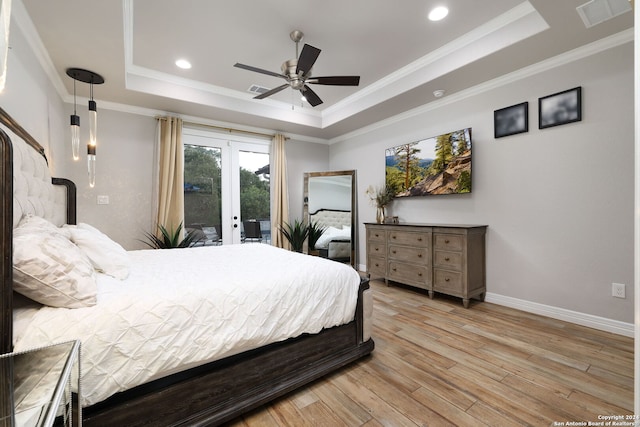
[[428, 6, 449, 21], [175, 59, 192, 70]]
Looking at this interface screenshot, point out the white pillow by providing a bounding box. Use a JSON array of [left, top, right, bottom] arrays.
[[13, 219, 97, 308], [16, 214, 60, 234], [64, 223, 130, 280]]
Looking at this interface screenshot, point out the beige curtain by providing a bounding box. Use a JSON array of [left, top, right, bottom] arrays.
[[271, 133, 290, 249], [156, 117, 185, 238]]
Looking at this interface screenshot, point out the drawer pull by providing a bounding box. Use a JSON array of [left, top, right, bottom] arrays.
[[445, 257, 450, 261], [418, 273, 422, 277], [445, 277, 450, 282], [375, 263, 380, 267], [392, 267, 397, 272], [375, 234, 379, 238], [417, 237, 423, 242], [392, 250, 397, 254], [392, 235, 397, 239], [417, 254, 422, 258], [375, 247, 379, 252], [445, 239, 450, 244]]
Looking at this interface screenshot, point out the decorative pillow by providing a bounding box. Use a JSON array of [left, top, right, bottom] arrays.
[[16, 214, 61, 234], [63, 223, 130, 280], [13, 222, 97, 308]]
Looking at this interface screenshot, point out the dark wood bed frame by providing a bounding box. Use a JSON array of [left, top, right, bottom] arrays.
[[0, 107, 374, 426]]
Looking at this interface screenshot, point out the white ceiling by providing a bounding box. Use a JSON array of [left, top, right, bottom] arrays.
[[19, 0, 633, 140]]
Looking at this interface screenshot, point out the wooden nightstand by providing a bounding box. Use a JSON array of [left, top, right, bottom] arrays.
[[0, 340, 81, 426]]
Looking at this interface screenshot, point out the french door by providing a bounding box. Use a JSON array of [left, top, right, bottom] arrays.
[[182, 127, 270, 245]]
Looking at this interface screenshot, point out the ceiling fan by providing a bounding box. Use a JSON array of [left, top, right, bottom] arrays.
[[234, 30, 360, 107]]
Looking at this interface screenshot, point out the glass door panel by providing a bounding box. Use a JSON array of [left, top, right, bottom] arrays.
[[183, 128, 270, 246], [238, 149, 271, 244], [184, 144, 223, 245]]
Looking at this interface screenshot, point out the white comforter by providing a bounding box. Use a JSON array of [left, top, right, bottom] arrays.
[[14, 244, 361, 407]]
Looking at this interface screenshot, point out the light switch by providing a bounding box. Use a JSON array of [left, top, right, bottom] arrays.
[[97, 195, 109, 205]]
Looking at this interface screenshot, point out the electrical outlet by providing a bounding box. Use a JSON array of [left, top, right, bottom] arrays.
[[612, 283, 626, 299], [97, 195, 109, 205]]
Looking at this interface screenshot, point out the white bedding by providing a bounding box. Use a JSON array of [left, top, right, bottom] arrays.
[[14, 243, 361, 407]]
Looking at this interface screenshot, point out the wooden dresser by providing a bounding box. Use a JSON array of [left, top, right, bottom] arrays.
[[365, 223, 487, 308]]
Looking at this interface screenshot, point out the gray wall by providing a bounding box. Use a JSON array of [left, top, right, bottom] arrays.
[[58, 109, 157, 250], [286, 139, 330, 221], [0, 15, 65, 174], [330, 43, 634, 324]]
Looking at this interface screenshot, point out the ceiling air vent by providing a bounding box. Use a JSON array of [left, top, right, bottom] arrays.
[[248, 84, 270, 95], [576, 0, 632, 28]]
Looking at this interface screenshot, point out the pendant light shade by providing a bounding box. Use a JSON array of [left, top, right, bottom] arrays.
[[88, 143, 96, 188], [88, 99, 97, 147], [70, 113, 80, 160], [66, 68, 104, 187], [69, 76, 80, 160]]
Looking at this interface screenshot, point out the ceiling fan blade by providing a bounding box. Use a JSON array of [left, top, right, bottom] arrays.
[[308, 76, 360, 86], [301, 85, 323, 107], [296, 44, 321, 75], [254, 84, 289, 99], [234, 63, 286, 79]]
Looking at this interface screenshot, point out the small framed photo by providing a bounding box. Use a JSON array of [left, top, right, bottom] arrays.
[[494, 102, 528, 138], [539, 86, 582, 129]]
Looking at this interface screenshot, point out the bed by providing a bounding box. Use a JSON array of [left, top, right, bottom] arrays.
[[0, 107, 374, 426], [309, 209, 352, 262]]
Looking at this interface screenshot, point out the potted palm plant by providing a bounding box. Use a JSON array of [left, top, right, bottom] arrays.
[[280, 219, 309, 253], [141, 222, 203, 249], [307, 221, 327, 256]]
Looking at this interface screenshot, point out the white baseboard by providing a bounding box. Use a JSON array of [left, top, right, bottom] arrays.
[[485, 292, 634, 337]]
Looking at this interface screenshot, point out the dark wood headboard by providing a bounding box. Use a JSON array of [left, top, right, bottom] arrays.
[[0, 107, 77, 354]]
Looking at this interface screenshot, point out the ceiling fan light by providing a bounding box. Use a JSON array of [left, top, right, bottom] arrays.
[[429, 6, 449, 21]]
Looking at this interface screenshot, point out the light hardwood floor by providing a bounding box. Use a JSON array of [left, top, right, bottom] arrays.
[[227, 279, 633, 426]]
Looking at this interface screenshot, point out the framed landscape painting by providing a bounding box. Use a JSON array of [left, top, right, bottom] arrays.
[[385, 128, 472, 197]]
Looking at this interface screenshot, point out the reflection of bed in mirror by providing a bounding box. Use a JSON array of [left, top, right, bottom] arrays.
[[304, 170, 357, 267], [309, 209, 352, 262]]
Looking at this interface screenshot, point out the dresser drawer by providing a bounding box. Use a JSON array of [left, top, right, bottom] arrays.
[[434, 269, 463, 294], [433, 250, 462, 271], [388, 231, 430, 247], [434, 234, 464, 251], [388, 244, 429, 265], [368, 241, 386, 258], [368, 255, 386, 277], [367, 228, 386, 242], [388, 261, 431, 289]]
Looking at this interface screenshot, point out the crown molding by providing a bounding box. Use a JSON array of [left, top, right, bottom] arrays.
[[329, 28, 633, 145], [12, 0, 66, 98]]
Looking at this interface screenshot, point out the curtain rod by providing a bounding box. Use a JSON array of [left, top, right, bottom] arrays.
[[157, 116, 288, 140]]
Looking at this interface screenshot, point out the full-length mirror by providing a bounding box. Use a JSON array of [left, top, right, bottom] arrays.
[[303, 170, 357, 267]]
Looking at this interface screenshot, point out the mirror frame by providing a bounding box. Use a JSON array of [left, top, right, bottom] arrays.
[[303, 170, 357, 268]]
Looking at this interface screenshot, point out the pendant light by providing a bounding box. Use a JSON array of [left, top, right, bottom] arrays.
[[66, 68, 105, 187], [87, 79, 98, 187], [70, 78, 80, 160]]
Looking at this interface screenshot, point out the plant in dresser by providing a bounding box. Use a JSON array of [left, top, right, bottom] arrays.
[[365, 185, 394, 224]]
